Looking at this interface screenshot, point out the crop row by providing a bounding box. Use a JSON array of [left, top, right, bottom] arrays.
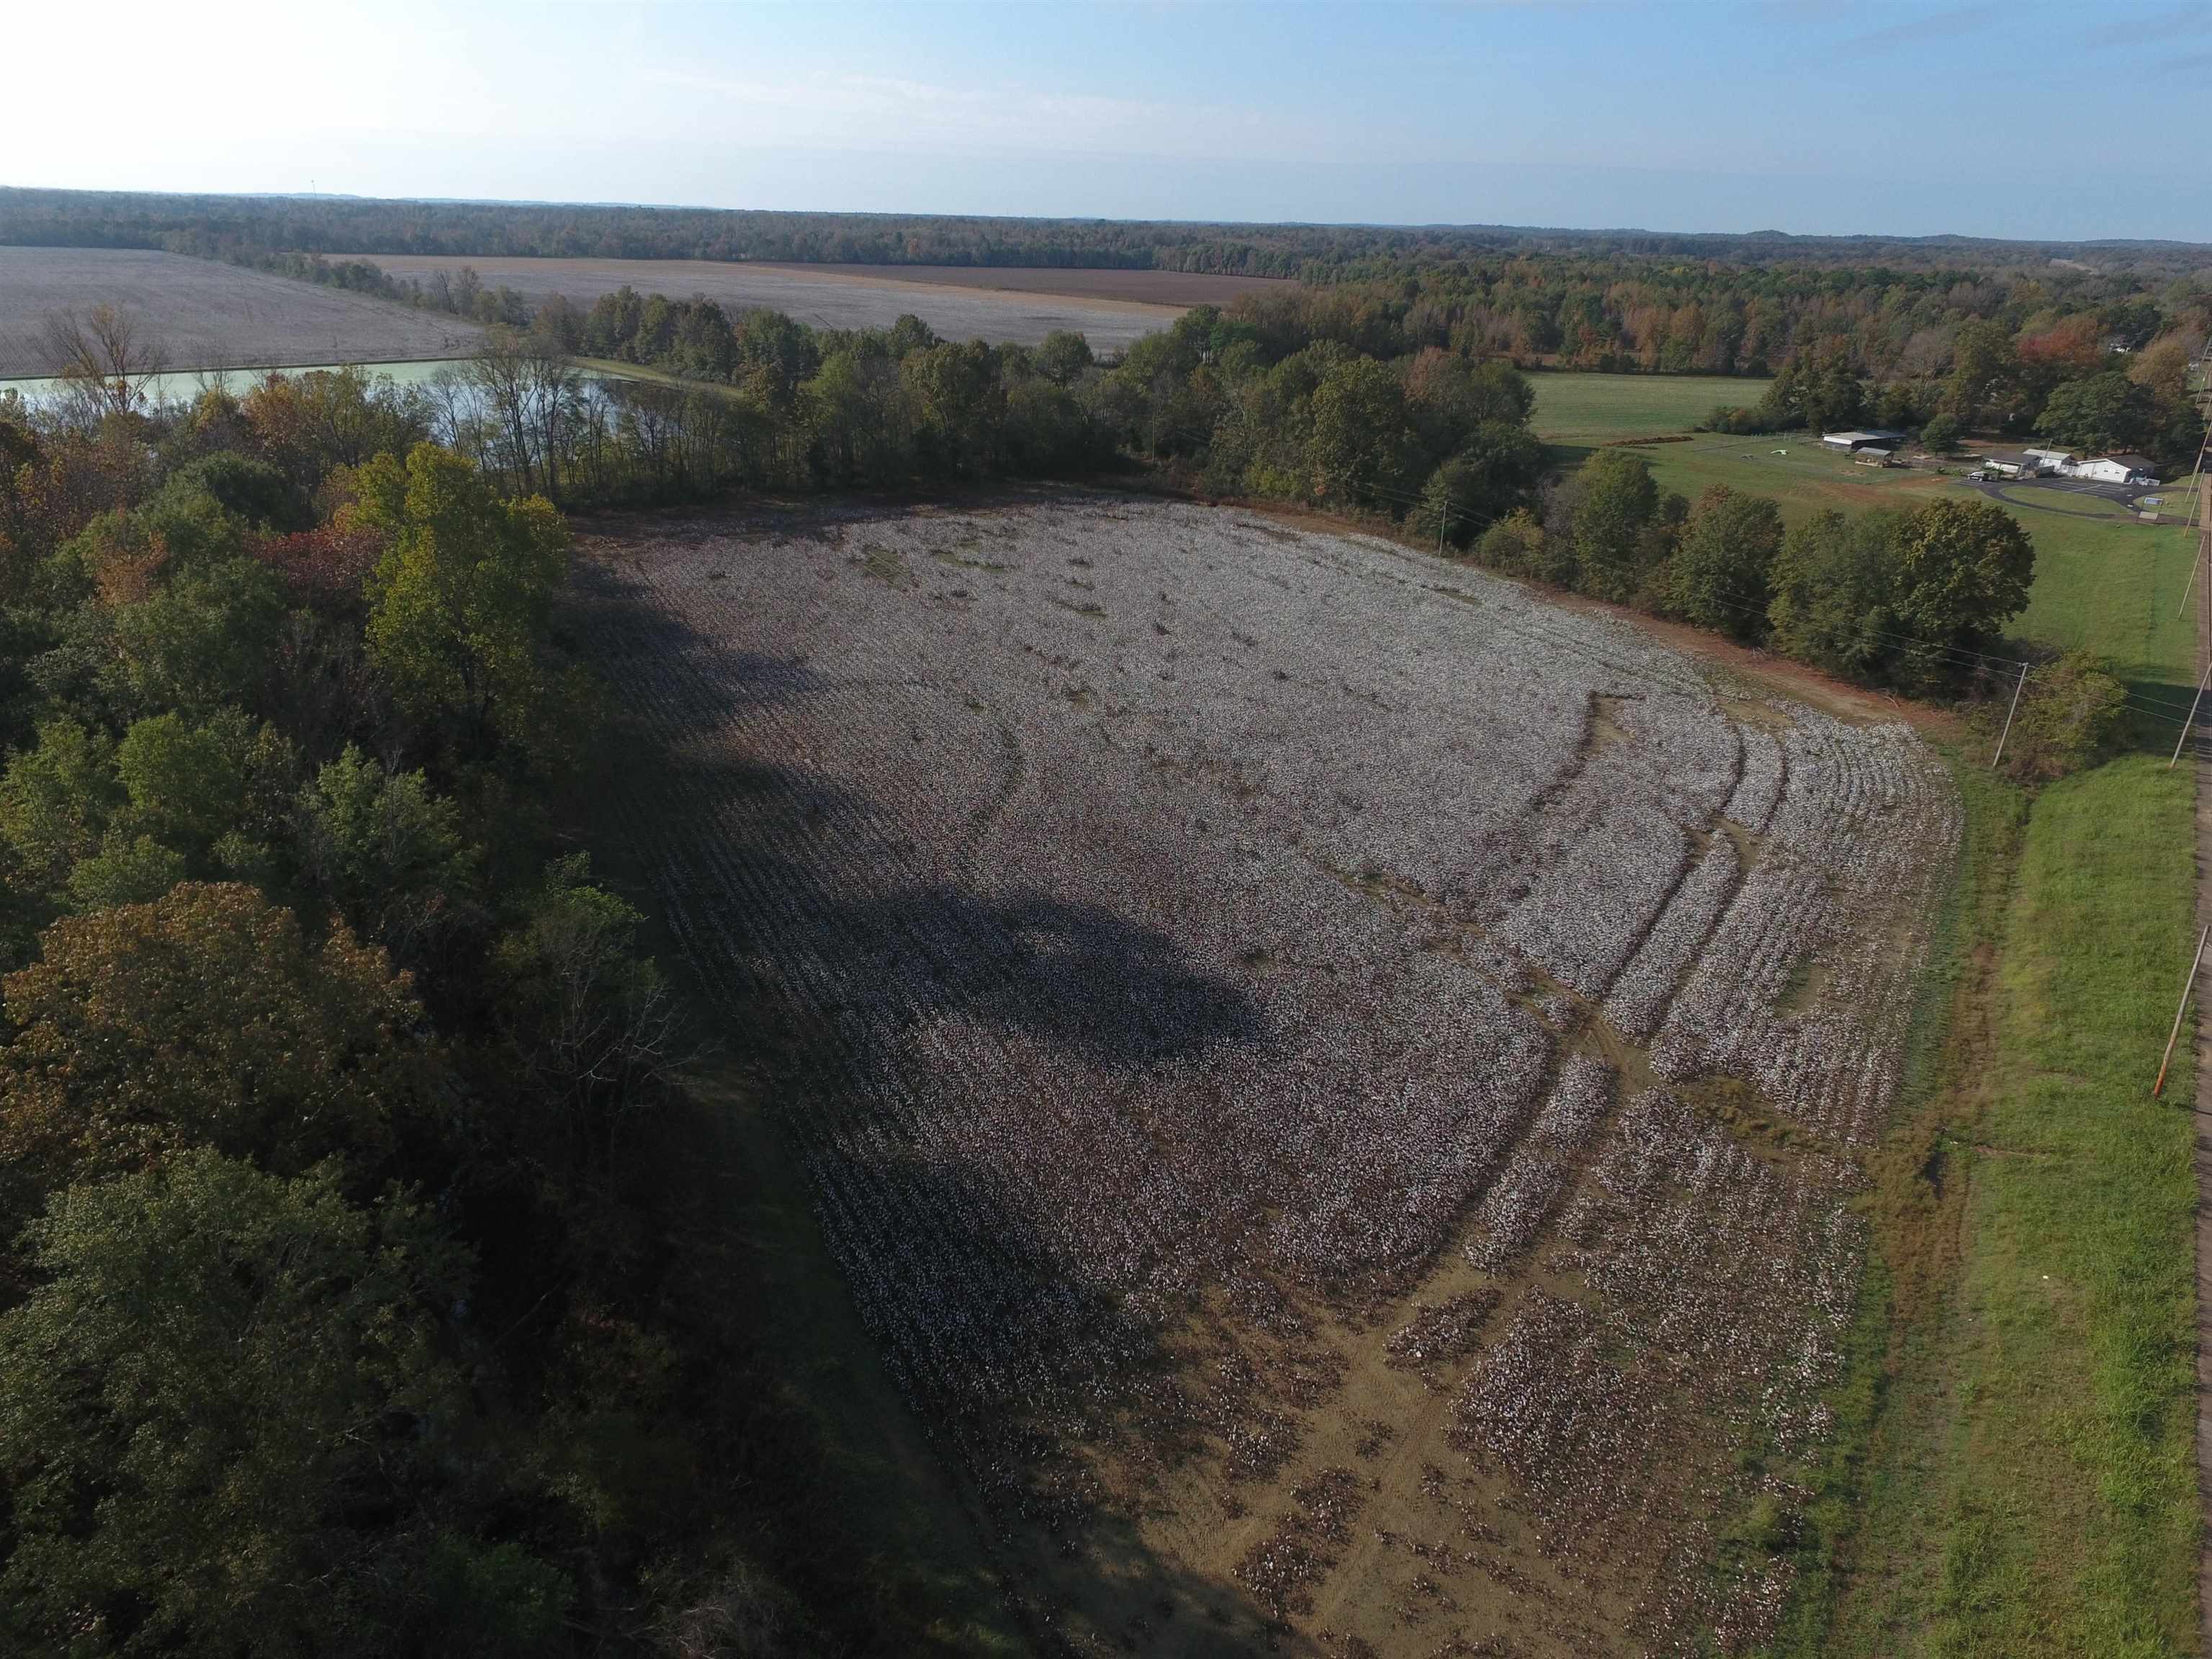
[[579, 498, 1958, 1642]]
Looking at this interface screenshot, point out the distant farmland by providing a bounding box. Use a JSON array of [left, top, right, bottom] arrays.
[[0, 248, 480, 378], [365, 253, 1217, 351]]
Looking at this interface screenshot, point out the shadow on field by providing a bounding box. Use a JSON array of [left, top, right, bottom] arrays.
[[2125, 675, 2199, 754], [573, 552, 1299, 1654]]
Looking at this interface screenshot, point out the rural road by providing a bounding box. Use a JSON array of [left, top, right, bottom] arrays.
[[1961, 475, 2166, 521]]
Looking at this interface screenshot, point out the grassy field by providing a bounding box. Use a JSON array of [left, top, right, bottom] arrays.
[[1889, 496, 2201, 1650], [1629, 432, 1948, 521], [1610, 427, 2197, 704], [1826, 755, 2200, 1658], [1528, 370, 1769, 444]]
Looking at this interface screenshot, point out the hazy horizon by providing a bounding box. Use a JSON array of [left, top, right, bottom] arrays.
[[13, 0, 2211, 246]]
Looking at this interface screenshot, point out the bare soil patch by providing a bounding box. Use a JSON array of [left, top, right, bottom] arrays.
[[0, 246, 480, 378]]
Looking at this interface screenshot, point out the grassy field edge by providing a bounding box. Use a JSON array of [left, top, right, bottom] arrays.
[[1761, 752, 2021, 1654], [1786, 750, 2203, 1657]]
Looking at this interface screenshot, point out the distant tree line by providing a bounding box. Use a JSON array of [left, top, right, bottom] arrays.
[[1703, 314, 2203, 469], [13, 186, 2212, 279], [229, 289, 1553, 539], [8, 282, 2139, 752], [1467, 450, 2123, 777], [240, 235, 2212, 475]]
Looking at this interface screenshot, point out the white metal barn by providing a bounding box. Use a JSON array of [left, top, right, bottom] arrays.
[[2072, 453, 2160, 485]]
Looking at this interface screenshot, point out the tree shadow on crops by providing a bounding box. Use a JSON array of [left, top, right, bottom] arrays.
[[577, 559, 1268, 1071], [575, 559, 1303, 1652], [572, 559, 825, 713], [649, 747, 1269, 1073]]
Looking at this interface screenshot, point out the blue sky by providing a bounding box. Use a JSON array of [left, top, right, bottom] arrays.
[[14, 1, 2211, 240]]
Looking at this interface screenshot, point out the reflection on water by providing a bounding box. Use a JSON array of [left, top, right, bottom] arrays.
[[0, 357, 541, 409]]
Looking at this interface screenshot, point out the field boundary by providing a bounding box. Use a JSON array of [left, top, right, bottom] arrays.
[[1103, 478, 1961, 734]]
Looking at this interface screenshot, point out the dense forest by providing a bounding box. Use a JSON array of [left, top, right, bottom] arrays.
[[0, 355, 1016, 1654], [11, 186, 2212, 278]]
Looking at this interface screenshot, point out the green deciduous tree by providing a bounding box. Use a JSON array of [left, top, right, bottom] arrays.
[[354, 444, 570, 758], [1664, 485, 1784, 639], [1569, 449, 1661, 603], [495, 853, 677, 1178], [1305, 358, 1421, 508], [1889, 496, 2036, 657], [1475, 508, 1552, 579], [2001, 650, 2128, 782], [1416, 422, 1548, 547], [296, 745, 481, 966], [1944, 319, 2023, 429], [899, 341, 1004, 476], [0, 720, 120, 894], [103, 554, 290, 719], [0, 883, 431, 1191], [63, 832, 187, 912], [1767, 509, 1908, 682], [1035, 330, 1095, 387], [112, 709, 289, 858], [0, 1149, 495, 1657], [2035, 371, 2157, 455]]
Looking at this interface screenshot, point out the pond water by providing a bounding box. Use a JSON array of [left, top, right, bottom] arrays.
[[0, 357, 483, 410]]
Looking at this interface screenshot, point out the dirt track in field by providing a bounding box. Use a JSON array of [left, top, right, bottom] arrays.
[[0, 247, 481, 377], [363, 253, 1196, 351]]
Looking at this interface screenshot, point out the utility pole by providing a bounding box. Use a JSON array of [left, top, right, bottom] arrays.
[[2173, 658, 2212, 770], [2172, 426, 2208, 618], [1990, 662, 2029, 768], [1437, 503, 1448, 557], [2154, 925, 2211, 1097]]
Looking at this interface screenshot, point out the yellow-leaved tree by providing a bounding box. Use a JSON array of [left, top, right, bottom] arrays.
[[354, 443, 570, 761]]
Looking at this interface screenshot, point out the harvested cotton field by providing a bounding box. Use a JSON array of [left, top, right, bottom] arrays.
[[577, 495, 1959, 1655], [364, 253, 1187, 351], [0, 247, 480, 377]]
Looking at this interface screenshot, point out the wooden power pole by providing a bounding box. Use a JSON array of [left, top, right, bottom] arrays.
[[2156, 925, 2211, 1098], [1990, 662, 2029, 769]]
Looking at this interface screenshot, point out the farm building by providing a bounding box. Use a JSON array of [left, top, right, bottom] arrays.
[[1821, 428, 1907, 451], [2023, 447, 2076, 473], [1853, 448, 1895, 467], [2072, 452, 2160, 485], [1977, 449, 2041, 478]]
